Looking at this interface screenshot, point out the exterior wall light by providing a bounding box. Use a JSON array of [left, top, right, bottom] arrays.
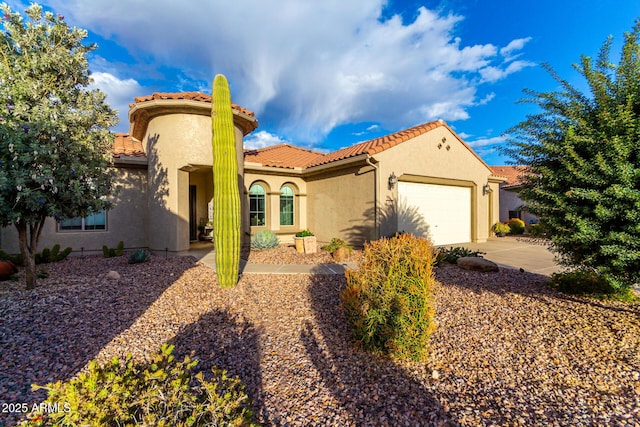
[[483, 183, 492, 195], [388, 172, 398, 189]]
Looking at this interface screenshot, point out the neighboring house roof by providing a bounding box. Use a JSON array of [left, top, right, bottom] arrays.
[[244, 144, 324, 169], [113, 134, 145, 158], [490, 166, 529, 189]]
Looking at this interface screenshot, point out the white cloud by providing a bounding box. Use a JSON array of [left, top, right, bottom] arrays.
[[89, 71, 144, 132], [465, 135, 508, 148], [243, 131, 291, 150], [46, 0, 533, 142], [500, 37, 533, 61]]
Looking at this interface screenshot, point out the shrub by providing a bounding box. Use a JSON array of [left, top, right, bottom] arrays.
[[35, 244, 72, 264], [128, 249, 151, 264], [250, 230, 280, 250], [19, 344, 256, 427], [0, 249, 23, 266], [36, 269, 49, 279], [321, 238, 353, 253], [295, 229, 314, 237], [341, 234, 436, 361], [491, 222, 511, 235], [433, 246, 485, 266], [549, 270, 638, 301], [103, 241, 124, 258], [507, 218, 525, 234], [526, 223, 547, 237]]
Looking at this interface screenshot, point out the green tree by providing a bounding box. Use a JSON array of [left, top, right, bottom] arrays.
[[0, 4, 118, 289], [504, 20, 640, 291]]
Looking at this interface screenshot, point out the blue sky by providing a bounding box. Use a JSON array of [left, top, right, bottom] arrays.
[[6, 0, 640, 165]]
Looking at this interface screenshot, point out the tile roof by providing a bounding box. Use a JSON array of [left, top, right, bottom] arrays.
[[244, 144, 324, 169], [131, 92, 256, 118], [490, 166, 529, 187], [113, 134, 145, 157], [305, 121, 444, 168]]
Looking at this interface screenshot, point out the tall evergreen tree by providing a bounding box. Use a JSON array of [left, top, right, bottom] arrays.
[[504, 20, 640, 290], [0, 4, 118, 289]]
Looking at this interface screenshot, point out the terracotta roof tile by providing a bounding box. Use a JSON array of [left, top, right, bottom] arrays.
[[304, 121, 442, 167], [490, 166, 529, 187], [131, 92, 255, 117], [244, 144, 324, 169], [113, 134, 145, 158]]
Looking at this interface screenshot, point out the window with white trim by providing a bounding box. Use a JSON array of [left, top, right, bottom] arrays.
[[280, 185, 294, 226], [249, 184, 266, 226], [59, 210, 106, 231]]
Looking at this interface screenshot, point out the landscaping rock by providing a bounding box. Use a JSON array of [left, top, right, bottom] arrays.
[[457, 256, 499, 272], [0, 260, 18, 280], [332, 247, 350, 262], [105, 270, 121, 280]]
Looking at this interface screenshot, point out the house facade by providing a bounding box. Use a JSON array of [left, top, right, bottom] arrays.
[[490, 166, 538, 225], [1, 92, 505, 255]]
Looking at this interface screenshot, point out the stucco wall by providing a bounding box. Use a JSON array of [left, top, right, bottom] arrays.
[[375, 126, 498, 243], [144, 113, 246, 253], [243, 171, 308, 244], [499, 188, 538, 224], [0, 167, 148, 255], [306, 164, 376, 247]]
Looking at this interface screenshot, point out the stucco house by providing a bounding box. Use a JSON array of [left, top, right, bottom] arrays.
[[1, 92, 506, 255], [490, 166, 537, 225]]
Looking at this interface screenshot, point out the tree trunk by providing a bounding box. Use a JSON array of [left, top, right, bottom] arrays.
[[15, 218, 44, 290]]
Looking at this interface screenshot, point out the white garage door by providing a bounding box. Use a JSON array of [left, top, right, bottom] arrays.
[[397, 182, 471, 246]]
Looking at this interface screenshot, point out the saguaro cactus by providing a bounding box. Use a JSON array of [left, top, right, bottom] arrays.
[[212, 74, 241, 288]]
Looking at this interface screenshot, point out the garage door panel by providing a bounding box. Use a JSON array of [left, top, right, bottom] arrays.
[[397, 182, 471, 246]]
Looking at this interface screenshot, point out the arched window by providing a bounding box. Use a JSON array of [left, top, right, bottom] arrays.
[[249, 184, 266, 226], [280, 185, 295, 226]]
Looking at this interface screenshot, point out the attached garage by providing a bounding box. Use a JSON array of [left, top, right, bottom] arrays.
[[397, 181, 472, 246]]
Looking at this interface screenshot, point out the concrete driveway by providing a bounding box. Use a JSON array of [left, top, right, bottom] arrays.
[[457, 236, 562, 276]]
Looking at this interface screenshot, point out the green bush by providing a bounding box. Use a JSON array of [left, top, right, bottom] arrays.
[[433, 246, 485, 266], [341, 234, 436, 361], [127, 249, 151, 264], [103, 241, 124, 258], [0, 249, 23, 266], [507, 218, 525, 234], [526, 223, 547, 237], [549, 270, 638, 301], [34, 244, 72, 264], [295, 229, 314, 237], [491, 222, 511, 235], [19, 344, 256, 427], [250, 230, 280, 250], [321, 238, 353, 253]]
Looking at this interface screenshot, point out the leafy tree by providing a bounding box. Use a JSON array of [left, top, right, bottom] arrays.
[[504, 20, 640, 291], [0, 4, 118, 289]]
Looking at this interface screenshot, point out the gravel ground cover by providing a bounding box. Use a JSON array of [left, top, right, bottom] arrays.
[[0, 255, 639, 426], [244, 244, 362, 264]]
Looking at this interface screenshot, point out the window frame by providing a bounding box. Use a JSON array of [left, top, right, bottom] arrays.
[[249, 183, 267, 227], [58, 210, 107, 232], [279, 185, 295, 227]]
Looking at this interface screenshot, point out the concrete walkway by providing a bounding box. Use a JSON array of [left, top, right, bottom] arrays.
[[187, 236, 562, 276], [186, 245, 357, 274], [458, 236, 562, 276]]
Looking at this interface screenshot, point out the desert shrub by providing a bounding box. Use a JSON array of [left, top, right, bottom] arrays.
[[103, 241, 124, 258], [549, 270, 638, 302], [491, 222, 511, 235], [321, 237, 353, 252], [128, 249, 151, 264], [433, 246, 485, 266], [0, 249, 23, 266], [19, 344, 256, 427], [36, 269, 49, 279], [250, 230, 280, 250], [507, 218, 526, 234], [295, 229, 314, 237], [341, 233, 436, 361], [526, 223, 547, 237], [35, 244, 72, 264]]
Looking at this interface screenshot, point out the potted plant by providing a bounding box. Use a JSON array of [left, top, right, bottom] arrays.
[[294, 229, 316, 254], [491, 222, 511, 237]]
